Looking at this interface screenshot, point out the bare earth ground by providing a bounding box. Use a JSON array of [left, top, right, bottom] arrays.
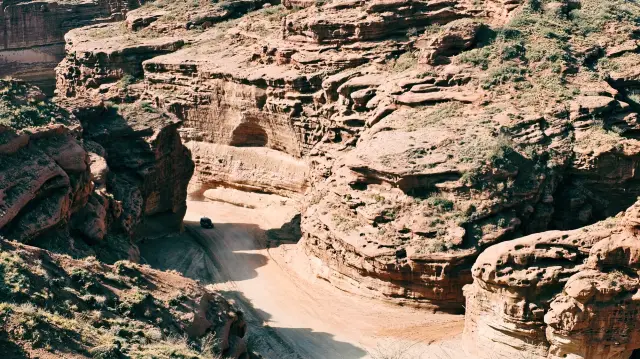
[[140, 200, 466, 359]]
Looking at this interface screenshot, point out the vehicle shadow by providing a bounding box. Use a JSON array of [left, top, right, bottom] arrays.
[[140, 215, 368, 358], [140, 215, 300, 283], [219, 289, 369, 359]]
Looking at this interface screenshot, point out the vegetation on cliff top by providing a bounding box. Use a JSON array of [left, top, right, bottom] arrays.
[[0, 80, 73, 130], [0, 240, 233, 359]]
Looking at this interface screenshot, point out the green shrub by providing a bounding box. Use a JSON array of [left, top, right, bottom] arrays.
[[482, 65, 527, 89], [423, 239, 453, 253], [458, 47, 491, 69], [570, 0, 637, 35], [140, 101, 157, 113], [118, 74, 136, 89], [70, 268, 101, 292], [500, 41, 526, 61], [392, 52, 418, 72], [0, 252, 30, 299], [427, 197, 454, 212]]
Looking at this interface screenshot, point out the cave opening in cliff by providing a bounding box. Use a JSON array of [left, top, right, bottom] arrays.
[[230, 122, 268, 147], [630, 349, 640, 359]]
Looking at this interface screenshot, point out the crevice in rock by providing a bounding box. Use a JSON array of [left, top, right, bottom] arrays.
[[551, 176, 640, 231]]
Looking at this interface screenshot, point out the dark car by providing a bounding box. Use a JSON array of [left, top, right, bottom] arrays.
[[200, 217, 214, 229]]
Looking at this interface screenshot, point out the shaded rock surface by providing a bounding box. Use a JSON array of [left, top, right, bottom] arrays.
[[0, 239, 249, 358], [0, 79, 193, 262]]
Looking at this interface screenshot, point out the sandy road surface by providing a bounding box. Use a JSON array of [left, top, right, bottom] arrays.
[[141, 200, 465, 359]]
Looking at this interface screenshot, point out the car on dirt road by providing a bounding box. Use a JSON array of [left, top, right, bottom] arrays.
[[200, 217, 214, 229]]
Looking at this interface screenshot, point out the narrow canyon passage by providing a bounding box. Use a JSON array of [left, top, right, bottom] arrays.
[[141, 200, 465, 358]]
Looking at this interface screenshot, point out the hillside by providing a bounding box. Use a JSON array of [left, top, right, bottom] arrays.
[[1, 0, 640, 358]]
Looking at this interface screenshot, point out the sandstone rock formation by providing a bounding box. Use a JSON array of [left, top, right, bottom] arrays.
[[0, 0, 146, 94], [53, 0, 640, 312], [0, 79, 192, 262], [298, 0, 640, 308], [464, 201, 640, 359], [57, 0, 315, 199]]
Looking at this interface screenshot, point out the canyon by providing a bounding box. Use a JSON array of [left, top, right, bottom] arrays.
[[1, 0, 640, 358], [0, 0, 146, 94]]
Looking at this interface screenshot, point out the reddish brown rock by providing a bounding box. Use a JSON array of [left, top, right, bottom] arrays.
[[283, 0, 471, 44], [0, 0, 148, 94], [0, 78, 192, 262], [50, 0, 640, 318], [419, 19, 485, 65], [464, 202, 640, 358]]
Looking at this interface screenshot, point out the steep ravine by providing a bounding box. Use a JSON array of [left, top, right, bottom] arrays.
[[53, 0, 640, 312], [3, 0, 640, 358], [0, 0, 147, 95], [0, 77, 193, 262], [0, 80, 257, 358]]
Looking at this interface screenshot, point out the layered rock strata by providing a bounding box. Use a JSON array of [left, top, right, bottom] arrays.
[[464, 201, 640, 359], [0, 0, 146, 95], [57, 0, 318, 198], [0, 79, 192, 261], [296, 0, 640, 308], [54, 0, 640, 310]]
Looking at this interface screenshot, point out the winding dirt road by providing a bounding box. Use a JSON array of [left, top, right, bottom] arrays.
[[142, 200, 465, 358]]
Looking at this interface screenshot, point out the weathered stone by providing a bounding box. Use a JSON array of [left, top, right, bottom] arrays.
[[464, 202, 640, 359], [419, 19, 485, 64], [0, 79, 192, 261], [49, 0, 640, 323], [0, 0, 147, 94]]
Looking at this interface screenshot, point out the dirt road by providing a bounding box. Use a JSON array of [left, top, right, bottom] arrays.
[[141, 200, 465, 359]]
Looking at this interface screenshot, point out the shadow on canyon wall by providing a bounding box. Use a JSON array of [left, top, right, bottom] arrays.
[[140, 213, 301, 283], [140, 221, 270, 283]]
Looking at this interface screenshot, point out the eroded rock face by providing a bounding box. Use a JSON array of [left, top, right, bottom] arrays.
[[282, 0, 470, 44], [0, 0, 146, 94], [56, 0, 317, 197], [0, 81, 90, 241], [54, 0, 640, 312], [73, 100, 195, 237], [464, 202, 640, 359], [295, 0, 640, 308], [0, 79, 192, 262]]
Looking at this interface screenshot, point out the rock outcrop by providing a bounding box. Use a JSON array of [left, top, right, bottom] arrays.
[[297, 0, 640, 308], [0, 0, 146, 94], [0, 239, 249, 358], [53, 0, 640, 312], [0, 79, 192, 261], [55, 0, 314, 199], [464, 201, 640, 359]]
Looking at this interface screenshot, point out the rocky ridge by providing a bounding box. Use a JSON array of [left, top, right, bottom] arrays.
[[0, 239, 250, 358], [0, 79, 193, 262], [464, 201, 640, 359], [53, 0, 640, 314]]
